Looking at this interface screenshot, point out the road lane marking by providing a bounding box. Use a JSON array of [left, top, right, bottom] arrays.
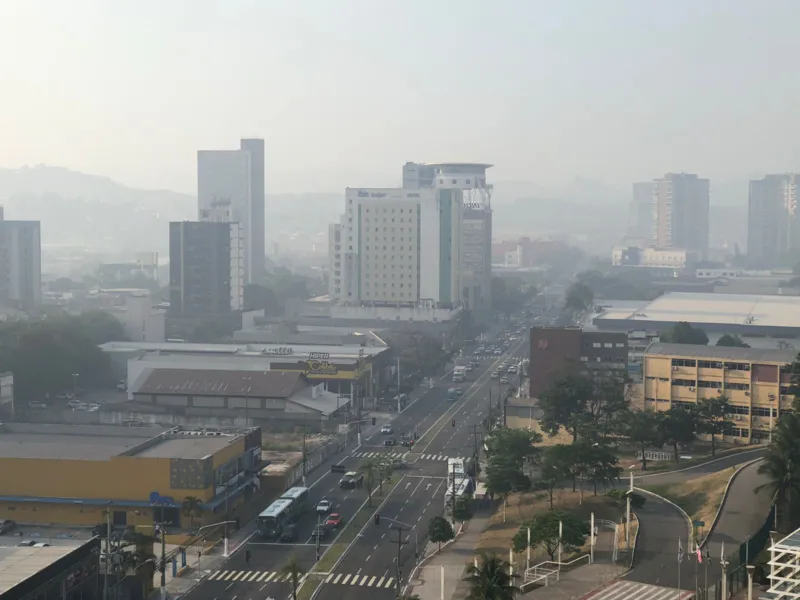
[[341, 574, 351, 585], [368, 576, 377, 587]]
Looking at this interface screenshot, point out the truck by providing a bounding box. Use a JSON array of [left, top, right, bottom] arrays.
[[453, 366, 466, 382]]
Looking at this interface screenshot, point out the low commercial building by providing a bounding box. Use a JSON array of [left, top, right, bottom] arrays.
[[595, 291, 800, 336], [642, 343, 795, 443], [528, 327, 628, 398], [0, 423, 261, 529], [0, 538, 100, 600]]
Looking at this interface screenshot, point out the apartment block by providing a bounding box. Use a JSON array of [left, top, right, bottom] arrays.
[[643, 343, 795, 443], [748, 173, 800, 266], [529, 327, 628, 398], [653, 173, 710, 258]]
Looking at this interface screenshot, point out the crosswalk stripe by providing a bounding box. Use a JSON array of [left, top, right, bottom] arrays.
[[256, 572, 267, 582], [333, 573, 342, 584], [385, 577, 395, 588], [350, 575, 360, 586], [232, 571, 245, 581], [377, 576, 385, 587], [367, 576, 377, 587], [208, 570, 222, 581], [361, 575, 371, 585], [246, 572, 259, 582], [325, 573, 334, 583], [264, 572, 277, 582], [224, 571, 236, 581], [341, 574, 352, 585]]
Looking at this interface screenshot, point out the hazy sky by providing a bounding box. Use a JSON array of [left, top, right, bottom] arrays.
[[2, 0, 800, 194]]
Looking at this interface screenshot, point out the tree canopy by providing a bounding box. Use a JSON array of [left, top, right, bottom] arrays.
[[427, 515, 455, 549], [513, 510, 589, 561], [716, 334, 750, 348], [660, 322, 709, 345]]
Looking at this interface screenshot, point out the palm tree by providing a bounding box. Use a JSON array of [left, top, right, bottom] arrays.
[[181, 496, 204, 531], [757, 412, 800, 531], [280, 554, 305, 600], [463, 553, 519, 600]]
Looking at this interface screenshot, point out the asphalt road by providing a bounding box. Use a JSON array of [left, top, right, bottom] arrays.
[[179, 325, 530, 600], [626, 449, 769, 591]]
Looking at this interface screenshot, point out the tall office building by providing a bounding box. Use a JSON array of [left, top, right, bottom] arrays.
[[403, 162, 493, 311], [653, 173, 710, 257], [629, 182, 654, 241], [197, 138, 265, 284], [240, 138, 266, 280], [329, 187, 461, 306], [169, 221, 243, 315], [748, 174, 800, 266], [0, 215, 41, 310]]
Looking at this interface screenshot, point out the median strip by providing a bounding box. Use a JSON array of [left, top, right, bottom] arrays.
[[298, 475, 404, 600]]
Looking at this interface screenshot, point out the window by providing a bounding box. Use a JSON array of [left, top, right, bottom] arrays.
[[724, 362, 750, 371], [671, 359, 697, 367], [615, 343, 625, 348], [698, 360, 723, 369], [726, 405, 749, 415], [672, 379, 696, 387], [726, 382, 750, 391], [752, 407, 773, 417], [698, 380, 722, 389], [592, 342, 601, 348], [603, 343, 612, 348]]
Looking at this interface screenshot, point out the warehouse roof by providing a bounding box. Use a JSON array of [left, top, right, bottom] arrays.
[[645, 342, 796, 363], [99, 340, 388, 359], [595, 292, 800, 330], [135, 368, 302, 398], [0, 544, 83, 595]]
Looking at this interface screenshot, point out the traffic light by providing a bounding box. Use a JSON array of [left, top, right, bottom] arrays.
[[452, 419, 456, 427], [374, 513, 380, 525], [372, 417, 376, 426]]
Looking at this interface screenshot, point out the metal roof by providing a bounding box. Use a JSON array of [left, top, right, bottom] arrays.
[[135, 369, 301, 398], [645, 342, 796, 363]]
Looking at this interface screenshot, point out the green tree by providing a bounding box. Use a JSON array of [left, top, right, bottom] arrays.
[[452, 496, 473, 525], [565, 281, 594, 313], [280, 554, 305, 600], [577, 379, 630, 442], [756, 412, 800, 531], [76, 310, 127, 344], [181, 496, 204, 531], [486, 428, 543, 465], [463, 553, 519, 600], [696, 396, 731, 457], [582, 443, 622, 496], [660, 407, 698, 464], [660, 322, 709, 345], [513, 510, 589, 561], [620, 410, 665, 471], [716, 334, 750, 348], [538, 371, 595, 443], [606, 488, 646, 511], [536, 445, 572, 509], [486, 454, 531, 523], [427, 515, 455, 550]]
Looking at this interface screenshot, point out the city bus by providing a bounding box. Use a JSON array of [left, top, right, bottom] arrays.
[[280, 486, 309, 520], [257, 498, 294, 539]]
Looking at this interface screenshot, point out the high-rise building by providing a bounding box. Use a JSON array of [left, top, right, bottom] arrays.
[[629, 182, 654, 241], [748, 174, 800, 266], [653, 173, 710, 257], [402, 162, 436, 190], [329, 187, 460, 306], [403, 162, 494, 311], [197, 141, 264, 285], [0, 213, 41, 310], [240, 138, 266, 280], [169, 221, 243, 315]]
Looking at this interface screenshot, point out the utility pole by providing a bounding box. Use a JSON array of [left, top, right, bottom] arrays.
[[103, 501, 112, 600], [391, 525, 409, 600], [451, 461, 457, 527], [159, 524, 167, 600], [470, 424, 481, 464], [302, 426, 308, 487], [488, 389, 493, 431]]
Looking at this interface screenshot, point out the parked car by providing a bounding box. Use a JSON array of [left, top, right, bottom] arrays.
[[325, 514, 344, 528], [17, 541, 36, 547], [0, 520, 15, 535], [316, 498, 333, 514], [33, 543, 50, 547]]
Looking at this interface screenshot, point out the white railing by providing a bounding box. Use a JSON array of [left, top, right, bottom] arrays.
[[523, 554, 590, 586]]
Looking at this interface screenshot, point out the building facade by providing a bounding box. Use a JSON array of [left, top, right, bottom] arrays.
[[630, 181, 654, 241], [653, 173, 710, 258], [0, 217, 41, 309], [169, 221, 244, 315], [748, 173, 800, 266], [611, 246, 696, 269], [240, 138, 266, 280], [197, 148, 256, 283], [642, 343, 795, 443], [528, 327, 628, 398], [401, 162, 436, 190]]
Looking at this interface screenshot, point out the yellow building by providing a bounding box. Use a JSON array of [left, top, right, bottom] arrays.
[[0, 423, 261, 529], [643, 343, 796, 443]]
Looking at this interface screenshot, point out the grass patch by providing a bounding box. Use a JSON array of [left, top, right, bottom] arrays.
[[297, 579, 321, 600], [476, 489, 620, 560], [643, 466, 735, 526]]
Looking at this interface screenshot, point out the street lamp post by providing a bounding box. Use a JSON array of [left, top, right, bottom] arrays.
[[72, 373, 79, 398], [382, 517, 419, 562]]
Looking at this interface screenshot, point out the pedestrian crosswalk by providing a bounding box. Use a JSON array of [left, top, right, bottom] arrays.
[[587, 581, 694, 600], [207, 570, 297, 583], [351, 450, 460, 462], [205, 569, 396, 589], [325, 572, 395, 588]]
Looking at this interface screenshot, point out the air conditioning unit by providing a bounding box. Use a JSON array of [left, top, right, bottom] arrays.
[[689, 387, 695, 391], [768, 394, 776, 400], [717, 389, 723, 394], [745, 391, 750, 396], [735, 415, 743, 421], [672, 366, 679, 371]]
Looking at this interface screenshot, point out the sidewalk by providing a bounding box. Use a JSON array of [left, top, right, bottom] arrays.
[[406, 511, 492, 600]]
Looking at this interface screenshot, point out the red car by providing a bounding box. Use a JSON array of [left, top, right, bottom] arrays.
[[325, 514, 344, 528]]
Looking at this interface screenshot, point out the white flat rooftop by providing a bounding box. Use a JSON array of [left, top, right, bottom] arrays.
[[595, 292, 800, 329], [99, 341, 389, 358]]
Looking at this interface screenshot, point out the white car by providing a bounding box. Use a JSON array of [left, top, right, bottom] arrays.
[[316, 499, 333, 514], [380, 425, 392, 434]]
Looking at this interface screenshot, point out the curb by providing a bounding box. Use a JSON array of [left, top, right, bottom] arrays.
[[699, 457, 763, 548], [636, 447, 764, 481], [633, 486, 692, 538], [629, 512, 640, 567], [401, 521, 466, 596]]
